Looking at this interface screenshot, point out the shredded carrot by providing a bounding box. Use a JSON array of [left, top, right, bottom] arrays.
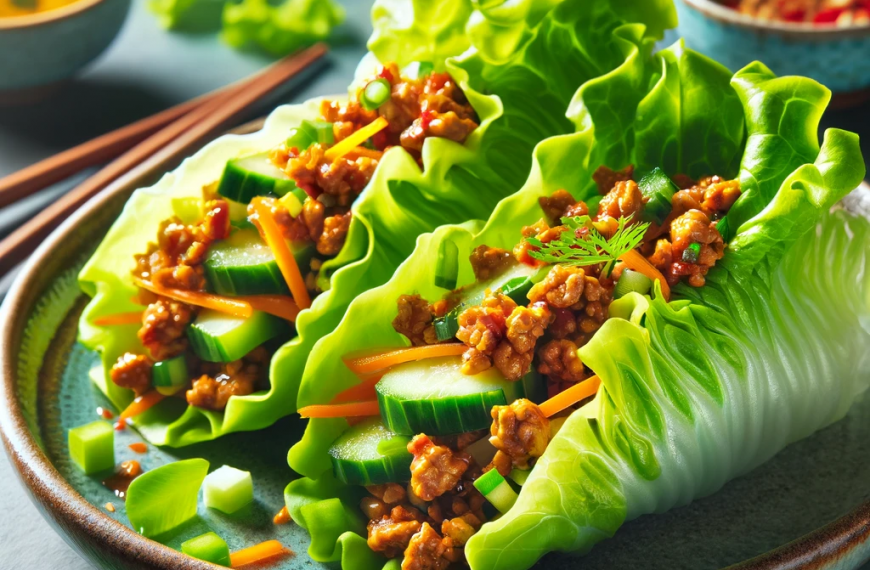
[[230, 540, 291, 568], [93, 312, 143, 326], [331, 374, 383, 404], [619, 249, 671, 301], [324, 116, 389, 162], [119, 391, 166, 421], [128, 442, 148, 454], [344, 343, 466, 376], [539, 375, 602, 418], [273, 506, 292, 525], [241, 294, 300, 321], [251, 198, 312, 310], [298, 400, 380, 419], [133, 278, 253, 318], [345, 146, 384, 160]]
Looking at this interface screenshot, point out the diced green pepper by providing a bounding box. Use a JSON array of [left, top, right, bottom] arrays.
[[181, 532, 231, 566], [68, 421, 115, 475]]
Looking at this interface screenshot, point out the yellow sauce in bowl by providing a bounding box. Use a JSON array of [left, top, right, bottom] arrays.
[[0, 0, 83, 18]]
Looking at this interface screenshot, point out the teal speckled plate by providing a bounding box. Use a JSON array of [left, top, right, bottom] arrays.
[[1, 143, 869, 568]]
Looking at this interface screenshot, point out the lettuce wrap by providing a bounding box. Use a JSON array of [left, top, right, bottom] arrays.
[[283, 39, 867, 569], [79, 0, 677, 446]]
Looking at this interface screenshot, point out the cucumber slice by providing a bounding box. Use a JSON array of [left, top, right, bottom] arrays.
[[432, 264, 543, 342], [473, 468, 518, 513], [328, 418, 413, 485], [203, 465, 254, 514], [376, 356, 544, 436], [187, 309, 291, 363], [614, 268, 652, 299], [204, 229, 313, 296], [638, 167, 678, 224], [151, 355, 189, 396], [68, 421, 114, 475], [217, 152, 297, 204], [181, 532, 231, 566]]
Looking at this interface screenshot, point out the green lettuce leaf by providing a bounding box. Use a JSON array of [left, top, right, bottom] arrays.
[[222, 0, 345, 57], [368, 0, 474, 69], [285, 43, 866, 569]]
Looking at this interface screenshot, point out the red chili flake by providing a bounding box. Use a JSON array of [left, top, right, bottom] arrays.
[[97, 407, 114, 420], [378, 66, 394, 83], [813, 8, 844, 23], [420, 110, 433, 131], [128, 442, 148, 454], [298, 182, 320, 200]]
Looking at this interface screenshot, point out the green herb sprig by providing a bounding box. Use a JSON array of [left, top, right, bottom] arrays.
[[527, 216, 649, 276]]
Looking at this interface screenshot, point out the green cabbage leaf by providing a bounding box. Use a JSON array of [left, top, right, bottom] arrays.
[[284, 40, 867, 570]]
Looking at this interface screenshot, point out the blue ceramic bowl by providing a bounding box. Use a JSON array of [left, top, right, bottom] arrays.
[[676, 0, 870, 97], [0, 0, 131, 96]]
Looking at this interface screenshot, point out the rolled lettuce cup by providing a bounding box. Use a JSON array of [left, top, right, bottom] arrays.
[[284, 46, 867, 570], [79, 0, 678, 447]]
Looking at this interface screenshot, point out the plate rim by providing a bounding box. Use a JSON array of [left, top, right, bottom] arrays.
[[1, 168, 868, 569]]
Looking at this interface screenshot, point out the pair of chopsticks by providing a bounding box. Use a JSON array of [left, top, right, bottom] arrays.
[[0, 43, 329, 278]]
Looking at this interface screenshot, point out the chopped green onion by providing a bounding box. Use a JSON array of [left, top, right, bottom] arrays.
[[473, 469, 518, 514], [716, 216, 731, 242], [682, 242, 701, 264], [181, 532, 231, 566], [361, 78, 392, 111], [68, 421, 115, 475], [434, 239, 460, 290], [203, 465, 254, 514], [307, 120, 335, 145], [285, 123, 316, 150], [614, 268, 653, 299], [638, 167, 678, 225]]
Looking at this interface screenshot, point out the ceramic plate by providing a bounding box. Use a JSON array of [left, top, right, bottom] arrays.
[[1, 131, 868, 568]]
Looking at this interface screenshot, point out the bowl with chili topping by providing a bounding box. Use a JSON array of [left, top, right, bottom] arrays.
[[676, 0, 870, 103], [0, 0, 131, 100]]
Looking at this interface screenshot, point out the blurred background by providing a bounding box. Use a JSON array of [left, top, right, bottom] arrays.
[[0, 0, 867, 567]]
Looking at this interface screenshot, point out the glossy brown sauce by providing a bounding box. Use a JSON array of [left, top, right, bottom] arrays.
[[101, 460, 142, 500]]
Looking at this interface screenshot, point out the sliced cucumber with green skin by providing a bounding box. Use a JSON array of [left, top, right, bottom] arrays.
[[187, 309, 291, 363], [328, 418, 413, 485], [151, 355, 189, 395], [638, 167, 678, 224], [376, 356, 544, 436], [217, 152, 297, 204], [474, 468, 518, 513], [432, 264, 545, 342], [204, 229, 313, 296]]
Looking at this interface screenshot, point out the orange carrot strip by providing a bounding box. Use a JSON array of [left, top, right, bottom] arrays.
[[331, 374, 384, 404], [241, 294, 300, 322], [93, 312, 143, 326], [230, 540, 291, 568], [273, 506, 292, 525], [133, 278, 253, 318], [251, 198, 311, 310], [119, 391, 166, 421], [324, 116, 388, 162], [619, 249, 671, 301], [539, 375, 602, 418], [345, 147, 384, 160], [344, 343, 466, 376], [298, 400, 381, 419]]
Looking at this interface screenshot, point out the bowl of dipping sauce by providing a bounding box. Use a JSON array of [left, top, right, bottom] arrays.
[[0, 0, 131, 99], [676, 0, 870, 102]]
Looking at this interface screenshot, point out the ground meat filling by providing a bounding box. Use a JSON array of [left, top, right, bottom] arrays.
[[185, 347, 270, 410], [488, 399, 550, 475], [455, 291, 516, 375], [468, 245, 514, 281], [402, 522, 456, 570], [408, 434, 471, 502], [110, 353, 153, 396], [393, 294, 439, 346]]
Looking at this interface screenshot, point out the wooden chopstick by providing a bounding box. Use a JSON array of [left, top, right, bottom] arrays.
[[0, 52, 309, 210], [0, 43, 328, 277]]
